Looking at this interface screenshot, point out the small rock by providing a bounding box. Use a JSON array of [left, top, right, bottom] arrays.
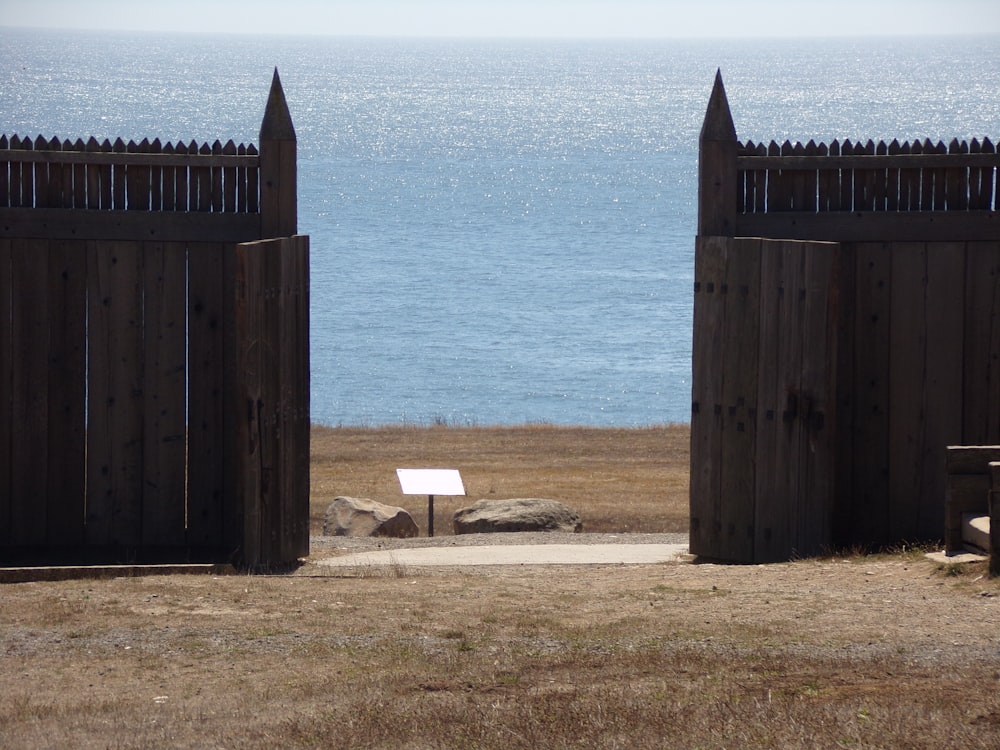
[[453, 498, 582, 534], [323, 496, 418, 538]]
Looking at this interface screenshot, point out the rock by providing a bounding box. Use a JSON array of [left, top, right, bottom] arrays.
[[453, 498, 583, 534], [323, 496, 419, 538]]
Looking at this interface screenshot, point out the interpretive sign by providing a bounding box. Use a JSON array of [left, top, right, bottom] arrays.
[[396, 469, 466, 537]]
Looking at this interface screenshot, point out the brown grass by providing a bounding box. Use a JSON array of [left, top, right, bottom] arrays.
[[2, 424, 999, 749], [310, 423, 690, 535]]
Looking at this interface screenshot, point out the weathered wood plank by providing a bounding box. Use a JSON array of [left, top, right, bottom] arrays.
[[887, 242, 927, 542], [962, 241, 1000, 444], [260, 236, 284, 563], [850, 241, 892, 545], [885, 140, 900, 212], [989, 466, 1000, 577], [112, 139, 126, 211], [734, 210, 999, 243], [0, 148, 257, 168], [148, 139, 162, 211], [187, 242, 227, 549], [947, 446, 1000, 474], [233, 239, 265, 566], [46, 238, 87, 546], [10, 238, 50, 545], [839, 140, 855, 210], [175, 141, 190, 212], [16, 136, 35, 208], [820, 140, 840, 212], [717, 237, 759, 563], [141, 241, 187, 547], [854, 140, 876, 211], [126, 139, 150, 211], [161, 142, 176, 211], [832, 241, 857, 547], [70, 138, 86, 209], [929, 140, 946, 210], [33, 136, 50, 208], [211, 140, 224, 213], [223, 140, 237, 213], [897, 140, 917, 211], [873, 140, 888, 211], [0, 238, 11, 548], [945, 139, 969, 211], [917, 241, 965, 539], [797, 240, 839, 556], [86, 240, 144, 547], [0, 137, 8, 207], [279, 236, 310, 562], [754, 238, 797, 562], [197, 142, 212, 212], [690, 236, 728, 559], [735, 150, 1000, 170], [801, 140, 818, 212], [0, 207, 262, 243], [982, 138, 997, 211], [247, 144, 259, 214], [98, 139, 113, 209]]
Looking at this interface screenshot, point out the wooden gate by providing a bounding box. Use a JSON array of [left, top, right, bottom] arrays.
[[0, 71, 309, 568], [691, 71, 1000, 562], [691, 236, 840, 562]]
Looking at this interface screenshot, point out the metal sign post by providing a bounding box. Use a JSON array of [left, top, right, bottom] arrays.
[[396, 469, 466, 537]]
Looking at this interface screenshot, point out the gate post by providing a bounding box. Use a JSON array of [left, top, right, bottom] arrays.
[[698, 70, 738, 238], [259, 68, 297, 239]]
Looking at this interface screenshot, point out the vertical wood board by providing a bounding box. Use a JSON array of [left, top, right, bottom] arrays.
[[233, 241, 265, 566], [718, 237, 760, 562], [10, 238, 50, 545], [754, 239, 791, 562], [0, 239, 11, 547], [46, 238, 87, 546], [689, 236, 728, 558], [963, 242, 1000, 444], [279, 236, 310, 562], [86, 240, 144, 547], [141, 241, 188, 547], [850, 242, 892, 545], [187, 242, 227, 548], [887, 242, 927, 542], [918, 242, 965, 539], [797, 240, 839, 555]]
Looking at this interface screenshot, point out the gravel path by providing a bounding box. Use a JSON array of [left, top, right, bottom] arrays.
[[309, 531, 688, 553]]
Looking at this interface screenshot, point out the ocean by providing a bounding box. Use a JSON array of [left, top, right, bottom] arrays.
[[2, 29, 999, 426]]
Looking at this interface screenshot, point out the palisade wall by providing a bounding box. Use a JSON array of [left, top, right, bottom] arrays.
[[0, 70, 309, 569], [691, 71, 1000, 562]]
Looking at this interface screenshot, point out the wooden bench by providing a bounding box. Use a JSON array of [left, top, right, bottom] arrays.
[[945, 446, 1000, 577]]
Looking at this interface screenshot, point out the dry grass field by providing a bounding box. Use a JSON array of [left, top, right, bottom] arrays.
[[2, 424, 999, 749], [309, 423, 690, 535]]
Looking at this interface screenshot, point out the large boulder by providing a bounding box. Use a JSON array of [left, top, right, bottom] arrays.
[[453, 498, 583, 534], [323, 496, 419, 538]]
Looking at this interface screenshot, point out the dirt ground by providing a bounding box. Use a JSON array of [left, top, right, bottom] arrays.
[[2, 425, 999, 748], [2, 542, 998, 749]]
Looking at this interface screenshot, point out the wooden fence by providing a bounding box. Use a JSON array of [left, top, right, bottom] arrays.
[[0, 70, 309, 569], [692, 71, 1000, 562]]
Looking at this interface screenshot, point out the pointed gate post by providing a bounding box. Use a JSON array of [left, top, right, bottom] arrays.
[[259, 68, 297, 239], [698, 70, 738, 237]]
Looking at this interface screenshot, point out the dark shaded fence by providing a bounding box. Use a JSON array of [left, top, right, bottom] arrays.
[[692, 72, 1000, 563], [0, 70, 308, 569]]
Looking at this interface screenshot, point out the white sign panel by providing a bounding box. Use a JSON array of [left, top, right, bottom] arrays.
[[396, 469, 466, 496]]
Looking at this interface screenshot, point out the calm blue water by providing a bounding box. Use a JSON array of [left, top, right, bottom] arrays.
[[3, 30, 999, 426]]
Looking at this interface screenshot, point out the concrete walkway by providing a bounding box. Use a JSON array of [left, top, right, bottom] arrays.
[[316, 543, 689, 569]]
